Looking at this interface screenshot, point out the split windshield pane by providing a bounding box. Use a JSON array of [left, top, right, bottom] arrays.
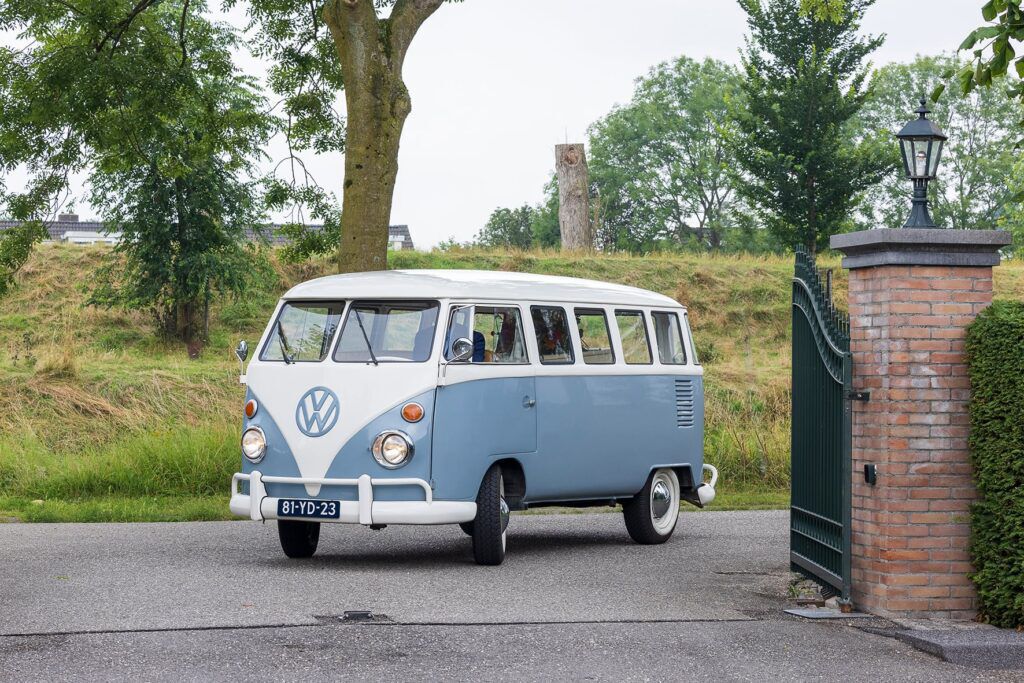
[[334, 301, 439, 363], [260, 301, 344, 362]]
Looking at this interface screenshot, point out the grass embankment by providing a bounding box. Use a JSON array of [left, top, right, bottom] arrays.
[[2, 245, 1023, 522]]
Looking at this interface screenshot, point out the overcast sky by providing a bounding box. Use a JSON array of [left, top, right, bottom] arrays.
[[8, 0, 983, 247]]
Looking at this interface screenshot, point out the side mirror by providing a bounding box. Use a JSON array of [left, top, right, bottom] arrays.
[[449, 337, 473, 362], [235, 340, 249, 363]]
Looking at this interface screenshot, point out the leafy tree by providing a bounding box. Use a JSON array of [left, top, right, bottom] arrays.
[[856, 55, 1019, 230], [236, 0, 461, 273], [0, 0, 274, 351], [588, 57, 744, 252], [475, 205, 535, 250], [531, 176, 561, 249], [730, 0, 892, 252]]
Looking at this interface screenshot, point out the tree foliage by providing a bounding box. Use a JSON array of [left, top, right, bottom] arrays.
[[0, 0, 274, 348], [475, 205, 535, 250], [730, 0, 892, 251], [588, 57, 745, 252], [955, 0, 1024, 135], [857, 55, 1019, 230]]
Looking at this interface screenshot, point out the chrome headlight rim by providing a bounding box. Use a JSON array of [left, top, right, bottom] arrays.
[[371, 429, 414, 469], [241, 426, 267, 464]]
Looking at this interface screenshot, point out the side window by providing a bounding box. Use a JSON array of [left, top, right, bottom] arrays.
[[531, 306, 574, 364], [260, 301, 343, 362], [683, 311, 700, 365], [652, 311, 687, 365], [615, 310, 652, 364], [574, 308, 614, 365], [447, 305, 529, 364]]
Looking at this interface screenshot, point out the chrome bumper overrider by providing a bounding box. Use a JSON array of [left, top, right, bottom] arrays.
[[697, 463, 719, 506], [229, 471, 477, 525]]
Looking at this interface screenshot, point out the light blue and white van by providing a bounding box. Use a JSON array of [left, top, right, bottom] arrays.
[[230, 270, 717, 565]]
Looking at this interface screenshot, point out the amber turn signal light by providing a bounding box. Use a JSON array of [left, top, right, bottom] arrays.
[[244, 399, 258, 419], [401, 402, 424, 423]]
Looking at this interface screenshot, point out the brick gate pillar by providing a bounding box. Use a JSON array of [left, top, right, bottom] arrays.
[[830, 229, 1010, 619]]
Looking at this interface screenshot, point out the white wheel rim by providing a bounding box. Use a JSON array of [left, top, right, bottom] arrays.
[[649, 469, 679, 535]]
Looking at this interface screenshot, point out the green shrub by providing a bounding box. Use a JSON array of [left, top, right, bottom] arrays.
[[965, 300, 1024, 628]]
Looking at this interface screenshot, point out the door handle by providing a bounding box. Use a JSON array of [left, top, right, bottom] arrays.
[[522, 395, 536, 408]]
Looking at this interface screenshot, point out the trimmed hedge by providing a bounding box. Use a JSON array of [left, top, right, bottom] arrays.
[[965, 300, 1024, 628]]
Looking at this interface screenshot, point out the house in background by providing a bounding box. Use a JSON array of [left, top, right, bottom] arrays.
[[0, 214, 416, 250]]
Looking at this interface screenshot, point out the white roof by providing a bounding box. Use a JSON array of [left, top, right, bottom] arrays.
[[282, 269, 683, 308]]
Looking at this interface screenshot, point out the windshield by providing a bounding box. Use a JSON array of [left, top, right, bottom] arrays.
[[333, 301, 439, 363], [260, 301, 344, 362]]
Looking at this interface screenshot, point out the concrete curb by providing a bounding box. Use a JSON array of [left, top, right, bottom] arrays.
[[864, 627, 1024, 670]]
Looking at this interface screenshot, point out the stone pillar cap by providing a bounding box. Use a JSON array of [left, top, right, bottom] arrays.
[[830, 228, 1011, 269]]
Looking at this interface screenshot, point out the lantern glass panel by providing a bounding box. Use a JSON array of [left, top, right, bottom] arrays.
[[899, 138, 913, 176], [928, 139, 944, 178], [912, 139, 930, 178]]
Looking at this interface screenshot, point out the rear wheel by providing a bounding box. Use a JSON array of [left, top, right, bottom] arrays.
[[623, 468, 680, 545], [278, 520, 320, 558], [471, 465, 508, 565]]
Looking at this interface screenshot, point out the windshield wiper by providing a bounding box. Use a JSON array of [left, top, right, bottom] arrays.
[[353, 308, 378, 366], [275, 321, 295, 364]]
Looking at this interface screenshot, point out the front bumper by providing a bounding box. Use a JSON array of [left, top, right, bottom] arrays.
[[230, 471, 476, 525]]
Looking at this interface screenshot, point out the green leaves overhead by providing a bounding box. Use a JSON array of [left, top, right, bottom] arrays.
[[955, 0, 1024, 127]]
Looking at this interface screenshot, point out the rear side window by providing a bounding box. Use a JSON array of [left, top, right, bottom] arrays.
[[447, 305, 529, 364], [531, 306, 574, 364], [334, 301, 439, 363], [615, 310, 652, 365], [653, 312, 687, 365], [574, 309, 614, 365], [261, 301, 344, 362]]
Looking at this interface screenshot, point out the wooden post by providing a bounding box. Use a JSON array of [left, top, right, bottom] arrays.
[[555, 143, 591, 251]]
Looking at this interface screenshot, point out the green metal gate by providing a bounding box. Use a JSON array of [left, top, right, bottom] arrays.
[[790, 248, 852, 601]]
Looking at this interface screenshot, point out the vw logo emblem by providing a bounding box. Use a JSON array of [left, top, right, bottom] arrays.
[[295, 387, 340, 438]]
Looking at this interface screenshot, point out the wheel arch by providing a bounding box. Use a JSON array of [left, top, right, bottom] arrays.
[[494, 457, 527, 510]]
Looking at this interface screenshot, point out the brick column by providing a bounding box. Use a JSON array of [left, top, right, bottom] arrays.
[[831, 229, 1010, 619]]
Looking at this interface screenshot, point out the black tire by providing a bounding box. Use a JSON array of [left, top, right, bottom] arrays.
[[458, 521, 475, 536], [471, 465, 508, 565], [278, 520, 321, 558], [622, 468, 680, 545]]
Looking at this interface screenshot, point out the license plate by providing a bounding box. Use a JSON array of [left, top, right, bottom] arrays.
[[277, 499, 340, 519]]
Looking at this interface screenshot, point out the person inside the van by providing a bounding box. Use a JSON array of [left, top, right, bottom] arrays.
[[472, 330, 486, 362]]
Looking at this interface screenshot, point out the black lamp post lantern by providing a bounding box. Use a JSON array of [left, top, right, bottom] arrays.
[[896, 98, 948, 228]]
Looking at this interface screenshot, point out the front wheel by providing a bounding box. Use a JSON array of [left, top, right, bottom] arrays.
[[471, 465, 509, 565], [278, 520, 320, 558], [623, 468, 680, 545]]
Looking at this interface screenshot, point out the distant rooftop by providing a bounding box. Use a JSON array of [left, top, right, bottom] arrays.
[[0, 214, 415, 250]]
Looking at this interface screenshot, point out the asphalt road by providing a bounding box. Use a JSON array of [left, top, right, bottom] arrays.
[[0, 511, 1018, 681]]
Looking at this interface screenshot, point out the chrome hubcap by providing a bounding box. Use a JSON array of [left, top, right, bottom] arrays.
[[651, 480, 671, 520]]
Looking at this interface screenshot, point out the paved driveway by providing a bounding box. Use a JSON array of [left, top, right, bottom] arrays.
[[0, 511, 1017, 681]]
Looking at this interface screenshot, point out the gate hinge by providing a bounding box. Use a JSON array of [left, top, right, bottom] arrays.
[[846, 390, 870, 402]]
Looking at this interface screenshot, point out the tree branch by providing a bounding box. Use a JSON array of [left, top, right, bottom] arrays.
[[95, 0, 161, 54], [388, 0, 444, 67], [178, 0, 191, 67]]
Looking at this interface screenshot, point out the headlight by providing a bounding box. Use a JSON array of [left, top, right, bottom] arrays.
[[241, 426, 267, 463], [371, 430, 414, 469]]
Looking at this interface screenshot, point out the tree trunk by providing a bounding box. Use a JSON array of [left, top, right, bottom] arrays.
[[555, 143, 592, 251], [323, 0, 445, 274], [335, 80, 406, 273]]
